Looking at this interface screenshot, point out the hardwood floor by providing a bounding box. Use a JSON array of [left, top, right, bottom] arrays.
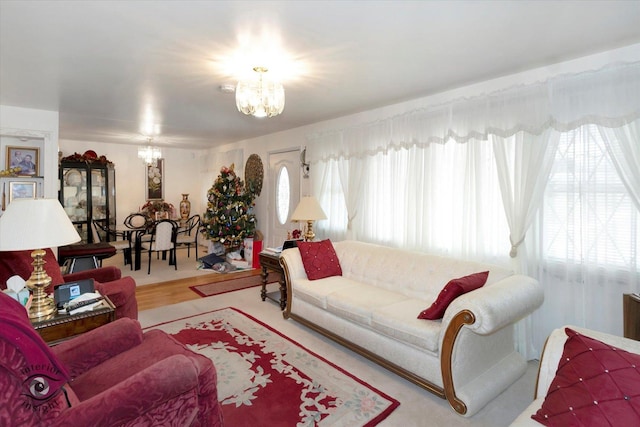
[[135, 268, 262, 311]]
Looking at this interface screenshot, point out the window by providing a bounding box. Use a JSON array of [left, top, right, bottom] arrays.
[[276, 166, 290, 225], [542, 125, 639, 269]]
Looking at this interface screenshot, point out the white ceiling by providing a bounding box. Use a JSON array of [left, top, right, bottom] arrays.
[[1, 1, 640, 149]]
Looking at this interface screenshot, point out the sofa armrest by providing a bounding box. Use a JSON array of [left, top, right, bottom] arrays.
[[63, 266, 122, 283], [93, 276, 138, 320], [53, 355, 199, 427], [442, 274, 543, 336], [52, 318, 143, 378], [280, 247, 307, 281]]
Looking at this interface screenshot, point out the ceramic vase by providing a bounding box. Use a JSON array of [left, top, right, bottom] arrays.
[[180, 193, 191, 220]]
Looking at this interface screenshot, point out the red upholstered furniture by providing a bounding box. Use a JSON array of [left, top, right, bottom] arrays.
[[0, 292, 224, 426], [57, 242, 117, 266], [0, 248, 137, 320]]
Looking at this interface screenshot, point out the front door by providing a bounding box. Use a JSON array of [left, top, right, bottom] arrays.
[[268, 149, 301, 248]]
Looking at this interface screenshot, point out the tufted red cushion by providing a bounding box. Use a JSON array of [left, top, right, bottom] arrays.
[[532, 328, 640, 426], [417, 271, 489, 320], [297, 239, 342, 280]]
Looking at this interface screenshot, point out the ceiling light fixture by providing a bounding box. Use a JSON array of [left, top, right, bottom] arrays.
[[235, 66, 285, 118], [138, 138, 161, 166]]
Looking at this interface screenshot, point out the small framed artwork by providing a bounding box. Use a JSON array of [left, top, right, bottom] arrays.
[[146, 158, 164, 200], [6, 146, 40, 176], [9, 181, 36, 203]]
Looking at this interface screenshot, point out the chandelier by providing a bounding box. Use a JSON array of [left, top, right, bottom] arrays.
[[138, 139, 161, 166], [236, 67, 285, 118]]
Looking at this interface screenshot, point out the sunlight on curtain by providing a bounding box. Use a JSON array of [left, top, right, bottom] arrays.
[[529, 122, 640, 351], [307, 62, 640, 359]]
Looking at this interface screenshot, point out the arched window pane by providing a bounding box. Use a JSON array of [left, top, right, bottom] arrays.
[[276, 166, 290, 225]]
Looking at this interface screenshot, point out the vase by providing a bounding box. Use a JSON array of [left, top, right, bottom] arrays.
[[180, 193, 191, 220]]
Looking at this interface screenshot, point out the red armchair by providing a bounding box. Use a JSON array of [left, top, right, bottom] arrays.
[[0, 248, 137, 320], [0, 292, 223, 426]]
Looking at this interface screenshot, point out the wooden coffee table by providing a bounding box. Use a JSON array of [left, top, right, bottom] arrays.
[[32, 296, 116, 345]]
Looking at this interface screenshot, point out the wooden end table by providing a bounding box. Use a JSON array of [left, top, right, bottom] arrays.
[[32, 296, 116, 345], [259, 251, 287, 310]]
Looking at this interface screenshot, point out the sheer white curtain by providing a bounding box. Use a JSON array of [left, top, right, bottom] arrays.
[[491, 130, 559, 358], [491, 130, 560, 269], [306, 62, 640, 358], [600, 120, 640, 212], [529, 123, 639, 351]]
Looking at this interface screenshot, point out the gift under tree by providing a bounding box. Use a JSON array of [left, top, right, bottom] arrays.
[[203, 164, 256, 251]]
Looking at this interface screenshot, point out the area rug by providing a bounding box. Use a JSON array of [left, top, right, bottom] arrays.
[[189, 274, 276, 297], [145, 307, 399, 426]]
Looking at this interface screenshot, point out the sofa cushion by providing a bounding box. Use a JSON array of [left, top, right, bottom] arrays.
[[532, 327, 640, 426], [417, 271, 489, 320], [298, 239, 342, 280], [326, 283, 408, 326], [292, 276, 361, 309], [371, 299, 442, 353]]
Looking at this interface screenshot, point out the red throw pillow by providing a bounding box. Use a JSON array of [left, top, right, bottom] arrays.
[[297, 239, 342, 280], [417, 271, 489, 320], [532, 328, 640, 426]]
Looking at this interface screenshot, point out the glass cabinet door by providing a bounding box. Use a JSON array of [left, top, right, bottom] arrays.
[[61, 166, 88, 241], [91, 168, 107, 221], [61, 167, 88, 222], [107, 166, 116, 230]]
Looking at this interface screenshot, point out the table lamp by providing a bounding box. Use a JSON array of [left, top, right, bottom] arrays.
[[0, 198, 81, 320], [291, 196, 327, 242]]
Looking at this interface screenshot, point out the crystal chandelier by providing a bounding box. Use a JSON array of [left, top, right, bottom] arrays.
[[138, 139, 161, 166], [235, 67, 285, 118]]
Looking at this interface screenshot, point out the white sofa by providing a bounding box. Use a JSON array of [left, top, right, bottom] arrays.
[[280, 240, 544, 417], [510, 326, 640, 426]]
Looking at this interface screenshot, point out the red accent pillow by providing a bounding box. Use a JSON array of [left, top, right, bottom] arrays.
[[417, 271, 489, 320], [297, 239, 342, 280], [532, 328, 640, 426]]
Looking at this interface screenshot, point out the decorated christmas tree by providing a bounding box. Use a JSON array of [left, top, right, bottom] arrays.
[[203, 164, 256, 250]]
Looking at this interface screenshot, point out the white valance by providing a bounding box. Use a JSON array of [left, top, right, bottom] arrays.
[[308, 62, 640, 162]]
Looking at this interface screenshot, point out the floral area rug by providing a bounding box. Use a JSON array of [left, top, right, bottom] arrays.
[[145, 307, 399, 426]]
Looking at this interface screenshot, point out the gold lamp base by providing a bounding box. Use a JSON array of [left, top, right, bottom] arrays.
[[25, 248, 56, 320], [303, 220, 316, 242]]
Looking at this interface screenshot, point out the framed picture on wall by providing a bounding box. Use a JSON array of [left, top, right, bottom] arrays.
[[8, 181, 36, 203], [146, 158, 164, 200], [6, 146, 40, 176]]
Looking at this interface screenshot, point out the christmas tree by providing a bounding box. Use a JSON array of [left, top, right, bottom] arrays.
[[203, 164, 256, 250]]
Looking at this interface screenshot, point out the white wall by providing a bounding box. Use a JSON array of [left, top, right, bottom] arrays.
[[0, 105, 59, 198]]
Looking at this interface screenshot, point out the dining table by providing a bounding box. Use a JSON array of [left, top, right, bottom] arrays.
[[116, 219, 184, 271]]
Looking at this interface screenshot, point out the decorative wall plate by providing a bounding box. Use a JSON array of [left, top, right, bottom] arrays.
[[245, 154, 264, 197]]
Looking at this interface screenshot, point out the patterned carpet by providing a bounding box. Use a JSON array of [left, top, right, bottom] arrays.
[[144, 307, 399, 426]]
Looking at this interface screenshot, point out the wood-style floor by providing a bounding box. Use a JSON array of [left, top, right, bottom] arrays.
[[135, 268, 262, 311]]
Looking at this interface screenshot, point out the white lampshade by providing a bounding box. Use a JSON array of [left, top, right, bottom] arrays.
[[0, 199, 81, 251], [291, 196, 327, 221]]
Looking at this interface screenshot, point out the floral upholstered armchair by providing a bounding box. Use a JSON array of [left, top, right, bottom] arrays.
[[0, 292, 224, 426]]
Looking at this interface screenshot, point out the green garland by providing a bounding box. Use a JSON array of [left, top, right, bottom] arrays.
[[203, 164, 256, 250]]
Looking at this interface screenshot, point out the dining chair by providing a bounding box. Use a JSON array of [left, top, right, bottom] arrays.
[[124, 213, 149, 229], [91, 220, 133, 268], [176, 214, 201, 258], [140, 219, 178, 274]]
